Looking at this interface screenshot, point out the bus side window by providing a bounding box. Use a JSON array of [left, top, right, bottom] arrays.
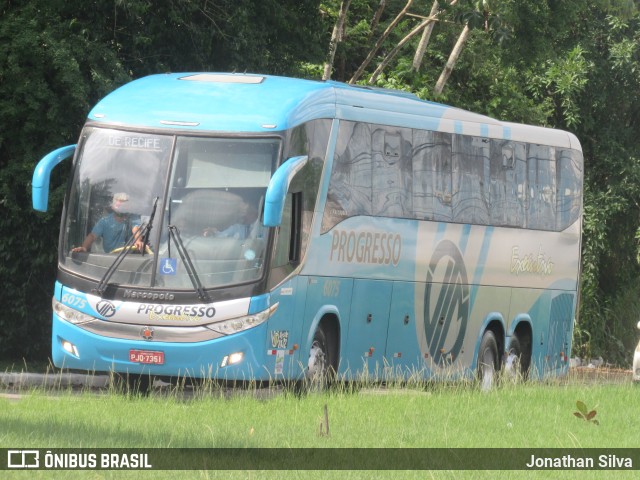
[[412, 130, 452, 222], [527, 144, 556, 230], [489, 140, 509, 226], [269, 192, 302, 288], [322, 122, 373, 232], [512, 143, 527, 228], [452, 135, 490, 225], [556, 149, 583, 230], [371, 127, 413, 217]]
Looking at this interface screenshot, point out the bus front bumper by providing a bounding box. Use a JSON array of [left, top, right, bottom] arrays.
[[51, 314, 277, 381]]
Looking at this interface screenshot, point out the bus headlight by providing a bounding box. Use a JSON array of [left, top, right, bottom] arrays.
[[207, 303, 278, 335], [61, 339, 80, 357], [52, 298, 94, 325], [220, 352, 244, 368]]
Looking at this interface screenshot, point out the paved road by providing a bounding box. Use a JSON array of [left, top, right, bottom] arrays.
[[0, 366, 633, 400], [0, 371, 287, 399], [0, 372, 109, 389]]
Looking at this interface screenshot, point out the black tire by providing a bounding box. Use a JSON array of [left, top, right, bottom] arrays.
[[127, 373, 153, 395], [477, 330, 499, 391], [507, 334, 531, 380], [305, 325, 335, 390]]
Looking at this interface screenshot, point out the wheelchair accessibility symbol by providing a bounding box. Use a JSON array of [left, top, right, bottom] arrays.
[[160, 258, 177, 275]]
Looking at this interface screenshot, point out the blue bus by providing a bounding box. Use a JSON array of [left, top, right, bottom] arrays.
[[33, 73, 583, 388]]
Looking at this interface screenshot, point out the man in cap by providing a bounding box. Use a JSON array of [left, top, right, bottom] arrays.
[[72, 192, 143, 253]]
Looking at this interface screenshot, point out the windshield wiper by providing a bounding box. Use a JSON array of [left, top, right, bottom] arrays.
[[168, 225, 210, 302], [140, 196, 159, 257], [93, 197, 159, 297]]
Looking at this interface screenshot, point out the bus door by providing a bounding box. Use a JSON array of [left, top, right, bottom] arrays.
[[343, 279, 392, 378]]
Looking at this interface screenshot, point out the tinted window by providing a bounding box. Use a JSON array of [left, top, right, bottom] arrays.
[[322, 121, 581, 232]]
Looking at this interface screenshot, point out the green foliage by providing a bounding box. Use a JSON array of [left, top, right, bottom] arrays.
[[0, 1, 130, 359], [527, 46, 592, 128], [574, 400, 599, 425]]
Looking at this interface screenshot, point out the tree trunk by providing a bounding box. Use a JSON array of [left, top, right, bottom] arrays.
[[323, 0, 352, 81], [434, 24, 470, 96], [368, 0, 387, 39], [412, 0, 441, 71], [368, 15, 438, 84], [349, 0, 414, 84]]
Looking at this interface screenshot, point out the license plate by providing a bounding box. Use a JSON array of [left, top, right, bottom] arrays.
[[129, 349, 164, 365]]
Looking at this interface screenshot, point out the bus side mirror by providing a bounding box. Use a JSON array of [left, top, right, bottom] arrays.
[[32, 145, 76, 212], [263, 155, 308, 227]]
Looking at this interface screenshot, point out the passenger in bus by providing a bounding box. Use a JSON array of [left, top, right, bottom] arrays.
[[202, 200, 259, 240], [71, 192, 143, 253]]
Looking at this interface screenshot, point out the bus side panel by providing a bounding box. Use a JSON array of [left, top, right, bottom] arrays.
[[385, 281, 425, 379], [262, 276, 308, 380], [546, 292, 573, 375], [414, 282, 510, 380], [342, 279, 392, 379]]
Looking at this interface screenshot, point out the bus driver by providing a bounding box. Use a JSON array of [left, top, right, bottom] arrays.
[[72, 192, 143, 253]]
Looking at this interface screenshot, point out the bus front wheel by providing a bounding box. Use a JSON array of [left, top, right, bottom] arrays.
[[477, 330, 499, 391], [306, 326, 335, 388]]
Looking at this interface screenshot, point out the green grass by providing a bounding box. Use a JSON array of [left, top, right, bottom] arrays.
[[1, 379, 639, 479]]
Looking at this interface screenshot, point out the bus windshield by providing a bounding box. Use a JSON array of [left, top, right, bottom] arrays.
[[62, 127, 279, 290]]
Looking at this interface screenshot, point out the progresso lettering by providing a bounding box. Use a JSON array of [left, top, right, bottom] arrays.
[[136, 304, 216, 322], [329, 229, 402, 266]]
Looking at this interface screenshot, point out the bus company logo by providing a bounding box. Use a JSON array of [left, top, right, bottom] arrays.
[[140, 326, 154, 340], [423, 240, 469, 365], [96, 300, 116, 318]]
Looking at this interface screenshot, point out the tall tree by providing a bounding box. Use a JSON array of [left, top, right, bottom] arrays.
[[412, 0, 443, 70], [323, 0, 353, 79], [349, 0, 415, 83]]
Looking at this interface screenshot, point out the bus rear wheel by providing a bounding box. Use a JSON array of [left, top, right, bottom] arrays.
[[477, 330, 499, 391]]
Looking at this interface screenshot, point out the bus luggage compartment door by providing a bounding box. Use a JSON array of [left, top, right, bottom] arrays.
[[344, 279, 392, 379]]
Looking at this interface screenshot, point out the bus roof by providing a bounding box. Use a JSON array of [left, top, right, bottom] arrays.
[[88, 73, 581, 150]]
